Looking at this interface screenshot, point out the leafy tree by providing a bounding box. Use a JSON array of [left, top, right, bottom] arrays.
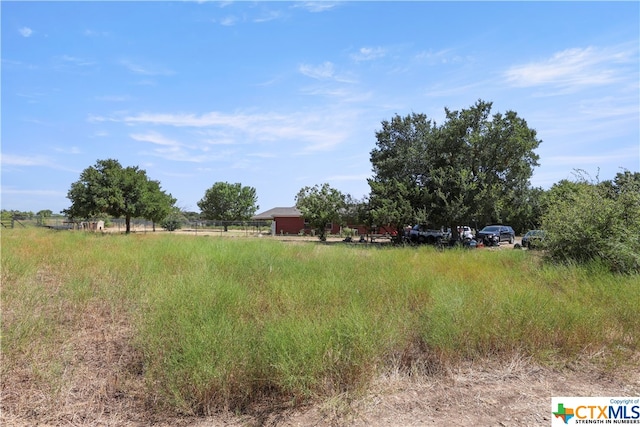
[[369, 100, 541, 240], [197, 182, 259, 231], [36, 209, 53, 218], [143, 180, 177, 231], [542, 171, 640, 274], [63, 159, 175, 234], [369, 112, 437, 234], [182, 211, 202, 222], [341, 195, 370, 228], [368, 179, 415, 242], [36, 209, 53, 226], [295, 183, 346, 241], [504, 186, 545, 234]]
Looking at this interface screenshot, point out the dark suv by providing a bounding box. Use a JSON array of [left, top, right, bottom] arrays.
[[476, 225, 515, 246]]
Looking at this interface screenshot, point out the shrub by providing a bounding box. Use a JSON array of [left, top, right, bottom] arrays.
[[161, 218, 182, 231], [542, 172, 640, 274]]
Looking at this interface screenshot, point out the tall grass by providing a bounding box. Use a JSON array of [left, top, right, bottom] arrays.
[[2, 228, 638, 415]]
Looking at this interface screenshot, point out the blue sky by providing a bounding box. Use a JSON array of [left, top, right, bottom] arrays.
[[2, 1, 639, 215]]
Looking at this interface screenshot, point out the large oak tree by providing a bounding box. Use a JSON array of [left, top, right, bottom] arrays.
[[63, 159, 176, 233], [369, 100, 541, 239]]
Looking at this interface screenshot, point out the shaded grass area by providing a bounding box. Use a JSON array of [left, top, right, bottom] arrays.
[[2, 228, 639, 417]]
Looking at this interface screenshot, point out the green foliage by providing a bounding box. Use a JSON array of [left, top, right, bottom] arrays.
[[505, 186, 545, 234], [542, 171, 640, 274], [197, 182, 259, 230], [63, 159, 175, 233], [1, 209, 35, 221], [295, 183, 345, 241], [143, 180, 177, 230], [161, 207, 187, 231], [369, 100, 542, 235]]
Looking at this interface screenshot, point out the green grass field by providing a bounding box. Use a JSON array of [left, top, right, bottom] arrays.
[[2, 228, 639, 415]]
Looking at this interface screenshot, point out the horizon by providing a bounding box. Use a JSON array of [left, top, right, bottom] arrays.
[[2, 1, 639, 214]]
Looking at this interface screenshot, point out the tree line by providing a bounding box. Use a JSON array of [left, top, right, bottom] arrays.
[[53, 99, 639, 272]]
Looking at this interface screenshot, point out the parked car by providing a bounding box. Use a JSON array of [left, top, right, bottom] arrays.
[[409, 224, 446, 244], [521, 230, 545, 249], [476, 225, 515, 246], [457, 226, 474, 241]]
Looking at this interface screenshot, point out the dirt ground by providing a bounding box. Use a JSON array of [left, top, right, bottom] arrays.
[[3, 354, 638, 427]]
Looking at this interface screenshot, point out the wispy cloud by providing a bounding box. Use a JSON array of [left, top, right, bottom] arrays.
[[504, 45, 637, 92], [95, 95, 132, 102], [0, 153, 78, 172], [298, 62, 356, 84], [299, 61, 336, 80], [92, 109, 356, 155], [351, 47, 386, 62], [19, 27, 33, 37], [218, 15, 238, 26], [1, 187, 65, 197], [253, 10, 283, 23], [130, 131, 183, 148], [294, 2, 340, 13], [1, 153, 51, 167], [83, 29, 110, 37], [414, 48, 467, 65], [58, 55, 97, 67], [54, 146, 82, 155], [544, 145, 639, 166], [120, 59, 175, 76]]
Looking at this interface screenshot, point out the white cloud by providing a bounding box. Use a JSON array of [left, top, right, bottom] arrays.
[[299, 61, 335, 80], [19, 27, 33, 37], [294, 2, 340, 13], [253, 10, 283, 23], [544, 146, 640, 166], [120, 59, 174, 76], [1, 153, 50, 166], [1, 188, 64, 197], [54, 146, 82, 155], [218, 16, 238, 26], [351, 47, 386, 62], [94, 108, 356, 156], [95, 95, 132, 102], [414, 48, 466, 65], [130, 131, 183, 148], [504, 45, 637, 91], [59, 55, 97, 67]]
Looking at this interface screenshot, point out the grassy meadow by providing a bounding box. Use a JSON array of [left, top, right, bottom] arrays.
[[2, 228, 639, 416]]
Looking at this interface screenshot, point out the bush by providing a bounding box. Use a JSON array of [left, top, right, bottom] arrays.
[[161, 218, 182, 232], [542, 173, 640, 274]]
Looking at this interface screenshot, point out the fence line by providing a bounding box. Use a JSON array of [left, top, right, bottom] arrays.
[[2, 216, 272, 235]]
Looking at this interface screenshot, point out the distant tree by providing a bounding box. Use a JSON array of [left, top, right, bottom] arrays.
[[36, 209, 53, 218], [197, 182, 259, 231], [36, 209, 53, 226], [182, 211, 202, 222], [504, 186, 545, 234], [341, 195, 370, 228], [143, 180, 177, 231], [295, 183, 346, 241], [63, 159, 175, 234]]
